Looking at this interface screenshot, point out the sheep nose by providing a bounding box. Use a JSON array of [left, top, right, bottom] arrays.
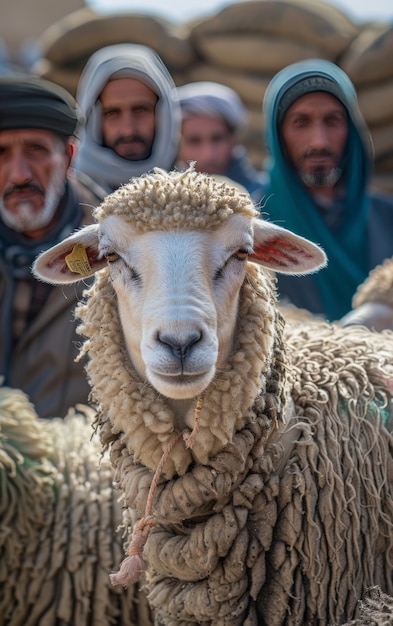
[[158, 331, 202, 361]]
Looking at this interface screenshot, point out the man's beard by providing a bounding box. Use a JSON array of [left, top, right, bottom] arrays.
[[300, 166, 342, 189], [108, 135, 153, 161], [0, 167, 66, 233], [297, 148, 342, 189]]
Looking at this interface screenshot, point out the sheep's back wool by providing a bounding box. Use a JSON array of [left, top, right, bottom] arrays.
[[342, 586, 393, 625], [0, 385, 153, 626], [352, 256, 393, 309]]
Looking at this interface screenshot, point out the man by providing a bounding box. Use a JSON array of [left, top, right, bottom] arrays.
[[261, 58, 393, 322], [0, 75, 99, 418], [176, 81, 266, 205], [73, 43, 181, 194]]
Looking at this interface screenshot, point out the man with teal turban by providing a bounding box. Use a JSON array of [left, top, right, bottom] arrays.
[[262, 59, 393, 322]]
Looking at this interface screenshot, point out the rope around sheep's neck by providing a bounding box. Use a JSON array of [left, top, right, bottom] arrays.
[[109, 393, 205, 587]]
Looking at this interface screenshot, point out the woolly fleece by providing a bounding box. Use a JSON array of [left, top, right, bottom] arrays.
[[0, 385, 152, 626], [74, 169, 393, 625]]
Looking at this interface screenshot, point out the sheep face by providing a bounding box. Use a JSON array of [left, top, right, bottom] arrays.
[[33, 169, 326, 402], [99, 212, 253, 399]]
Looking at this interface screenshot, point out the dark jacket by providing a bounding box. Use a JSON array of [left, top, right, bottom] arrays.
[[275, 190, 393, 318], [225, 146, 268, 206], [0, 177, 99, 418]]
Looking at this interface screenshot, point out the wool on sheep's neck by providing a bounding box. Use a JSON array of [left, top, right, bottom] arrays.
[[76, 261, 291, 479], [74, 200, 393, 624], [75, 257, 295, 624]]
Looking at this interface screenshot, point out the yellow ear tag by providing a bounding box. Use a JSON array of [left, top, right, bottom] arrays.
[[65, 244, 93, 276]]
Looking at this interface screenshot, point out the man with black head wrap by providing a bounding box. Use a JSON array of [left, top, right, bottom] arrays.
[[0, 75, 99, 418]]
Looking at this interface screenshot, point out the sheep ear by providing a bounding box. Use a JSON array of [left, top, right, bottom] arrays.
[[250, 219, 327, 275], [33, 224, 106, 284]]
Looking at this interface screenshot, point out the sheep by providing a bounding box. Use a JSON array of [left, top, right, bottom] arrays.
[[33, 166, 393, 626], [340, 256, 393, 331], [342, 587, 393, 625], [0, 383, 152, 626]]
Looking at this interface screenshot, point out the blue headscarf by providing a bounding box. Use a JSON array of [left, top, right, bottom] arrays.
[[262, 59, 374, 321]]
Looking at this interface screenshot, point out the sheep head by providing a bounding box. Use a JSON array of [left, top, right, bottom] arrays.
[[34, 167, 326, 403]]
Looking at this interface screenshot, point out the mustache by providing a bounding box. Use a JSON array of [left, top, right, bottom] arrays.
[[113, 135, 147, 147], [4, 182, 44, 199], [303, 148, 335, 159]]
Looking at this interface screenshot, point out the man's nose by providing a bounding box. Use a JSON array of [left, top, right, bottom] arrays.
[[121, 113, 138, 134], [309, 123, 329, 149], [8, 152, 32, 184], [200, 141, 218, 160]]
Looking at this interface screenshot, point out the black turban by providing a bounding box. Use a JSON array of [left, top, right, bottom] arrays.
[[0, 75, 78, 137]]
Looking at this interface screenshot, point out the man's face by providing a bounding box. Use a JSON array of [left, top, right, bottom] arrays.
[[0, 128, 71, 236], [281, 92, 348, 192], [100, 78, 158, 160], [178, 115, 235, 175]]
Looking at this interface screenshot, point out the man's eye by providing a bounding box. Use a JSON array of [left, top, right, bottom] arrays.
[[105, 252, 119, 263]]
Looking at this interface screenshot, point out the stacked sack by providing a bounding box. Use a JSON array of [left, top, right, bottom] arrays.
[[33, 6, 196, 94], [340, 22, 393, 195], [33, 0, 393, 193], [186, 0, 358, 167]]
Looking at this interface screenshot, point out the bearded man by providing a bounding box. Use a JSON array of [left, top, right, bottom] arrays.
[[0, 75, 100, 418], [72, 43, 181, 195], [261, 59, 393, 322]]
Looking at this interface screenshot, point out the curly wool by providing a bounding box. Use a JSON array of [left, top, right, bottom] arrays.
[[76, 258, 293, 625], [93, 166, 258, 232], [0, 386, 152, 626], [342, 586, 393, 625], [74, 169, 393, 625], [141, 328, 393, 626], [77, 260, 286, 480], [352, 256, 393, 309], [77, 280, 393, 626], [77, 280, 393, 625]]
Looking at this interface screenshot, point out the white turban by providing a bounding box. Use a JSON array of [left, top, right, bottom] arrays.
[[176, 81, 247, 132]]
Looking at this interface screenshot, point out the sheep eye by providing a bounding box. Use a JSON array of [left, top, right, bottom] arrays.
[[233, 248, 249, 261], [105, 252, 119, 263]]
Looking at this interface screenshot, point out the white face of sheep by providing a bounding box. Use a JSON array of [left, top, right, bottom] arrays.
[[33, 212, 326, 401]]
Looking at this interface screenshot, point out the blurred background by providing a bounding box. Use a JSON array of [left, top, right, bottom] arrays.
[[1, 0, 393, 192], [87, 0, 393, 22]]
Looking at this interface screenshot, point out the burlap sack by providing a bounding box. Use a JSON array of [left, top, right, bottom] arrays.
[[373, 153, 393, 194], [32, 57, 81, 95], [191, 33, 323, 72], [185, 63, 271, 107], [246, 106, 265, 140], [38, 7, 195, 71], [369, 122, 393, 161], [370, 173, 393, 195], [189, 0, 358, 58], [375, 153, 393, 173], [340, 23, 393, 86], [357, 78, 393, 127]]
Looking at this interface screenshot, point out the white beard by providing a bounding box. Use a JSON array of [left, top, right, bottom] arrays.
[[300, 166, 342, 189], [0, 166, 66, 233]]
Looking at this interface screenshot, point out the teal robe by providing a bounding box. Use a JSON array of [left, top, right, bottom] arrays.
[[262, 59, 377, 321]]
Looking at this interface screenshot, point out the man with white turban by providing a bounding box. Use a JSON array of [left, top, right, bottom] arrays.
[[176, 81, 266, 204], [73, 43, 181, 196]]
